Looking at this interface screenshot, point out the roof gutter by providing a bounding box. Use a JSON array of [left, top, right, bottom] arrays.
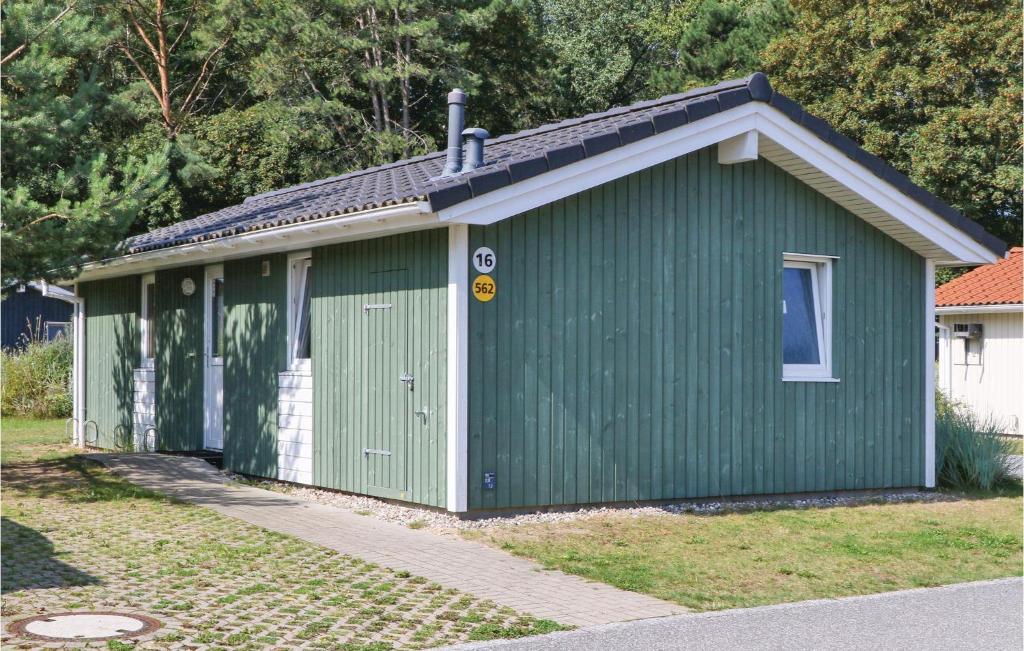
[[75, 201, 434, 282], [935, 304, 1023, 315]]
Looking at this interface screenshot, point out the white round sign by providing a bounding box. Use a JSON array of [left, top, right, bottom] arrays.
[[472, 247, 496, 273], [181, 277, 196, 296]]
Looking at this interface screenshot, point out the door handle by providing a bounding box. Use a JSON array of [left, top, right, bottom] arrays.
[[414, 408, 428, 426]]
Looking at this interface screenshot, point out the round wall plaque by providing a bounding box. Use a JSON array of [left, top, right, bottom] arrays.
[[180, 277, 196, 296]]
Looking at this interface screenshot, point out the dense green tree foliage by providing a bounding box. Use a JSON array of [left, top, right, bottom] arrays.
[[763, 0, 1022, 245], [1, 1, 168, 283], [2, 0, 1019, 282]]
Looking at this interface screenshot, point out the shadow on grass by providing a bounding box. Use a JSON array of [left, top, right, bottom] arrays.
[[1, 517, 99, 593], [2, 456, 172, 504]]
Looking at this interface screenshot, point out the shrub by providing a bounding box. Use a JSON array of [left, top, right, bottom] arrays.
[[1, 329, 72, 418], [935, 391, 1015, 491]]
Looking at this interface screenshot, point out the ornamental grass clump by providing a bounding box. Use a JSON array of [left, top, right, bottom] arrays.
[[935, 392, 1016, 491], [1, 323, 72, 418]]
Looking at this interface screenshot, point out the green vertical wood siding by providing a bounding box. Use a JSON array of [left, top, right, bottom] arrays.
[[312, 230, 448, 507], [81, 276, 139, 448], [155, 266, 204, 451], [467, 149, 925, 510], [223, 254, 287, 476]]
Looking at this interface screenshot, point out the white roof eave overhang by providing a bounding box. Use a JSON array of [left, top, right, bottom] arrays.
[[73, 201, 436, 282], [436, 103, 999, 266], [936, 304, 1023, 315]]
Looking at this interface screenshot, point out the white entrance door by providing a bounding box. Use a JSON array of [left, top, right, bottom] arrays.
[[204, 265, 225, 450]]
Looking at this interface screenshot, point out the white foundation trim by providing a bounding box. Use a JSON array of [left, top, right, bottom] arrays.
[[925, 259, 936, 488], [278, 370, 314, 485], [446, 224, 469, 512]]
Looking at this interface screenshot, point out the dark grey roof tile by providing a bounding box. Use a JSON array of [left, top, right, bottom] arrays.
[[427, 184, 472, 212], [582, 132, 620, 156], [507, 156, 548, 182], [652, 107, 689, 133], [545, 143, 585, 170], [617, 120, 655, 145], [717, 87, 751, 111], [468, 168, 512, 196], [768, 91, 803, 122], [685, 96, 720, 122]]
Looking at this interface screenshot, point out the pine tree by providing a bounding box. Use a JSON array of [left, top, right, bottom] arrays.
[[1, 0, 168, 283]]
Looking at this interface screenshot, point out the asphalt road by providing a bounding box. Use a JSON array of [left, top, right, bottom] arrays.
[[448, 577, 1023, 651]]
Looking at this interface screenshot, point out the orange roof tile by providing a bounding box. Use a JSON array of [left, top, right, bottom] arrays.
[[936, 247, 1022, 307]]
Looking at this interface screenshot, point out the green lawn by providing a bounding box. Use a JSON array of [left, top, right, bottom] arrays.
[[1005, 437, 1024, 455], [0, 417, 67, 463], [465, 491, 1023, 612], [1, 418, 564, 649]]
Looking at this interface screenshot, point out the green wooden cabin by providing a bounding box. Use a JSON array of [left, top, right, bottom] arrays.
[[69, 75, 1006, 513]]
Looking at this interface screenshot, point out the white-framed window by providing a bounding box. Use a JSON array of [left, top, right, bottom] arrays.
[[44, 321, 70, 341], [288, 252, 313, 372], [782, 253, 836, 381], [140, 272, 156, 367]]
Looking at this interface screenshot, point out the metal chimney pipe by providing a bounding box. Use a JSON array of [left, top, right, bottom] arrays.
[[442, 89, 467, 176], [461, 128, 490, 172]]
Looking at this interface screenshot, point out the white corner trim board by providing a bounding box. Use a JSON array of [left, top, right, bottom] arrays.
[[71, 284, 85, 447], [437, 103, 996, 266], [924, 259, 936, 488], [446, 224, 469, 512]]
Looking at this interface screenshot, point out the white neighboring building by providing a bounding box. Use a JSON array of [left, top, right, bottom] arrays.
[[936, 247, 1023, 434]]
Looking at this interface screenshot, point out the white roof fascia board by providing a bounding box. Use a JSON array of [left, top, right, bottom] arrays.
[[935, 304, 1023, 315], [753, 109, 997, 265], [75, 202, 435, 282]]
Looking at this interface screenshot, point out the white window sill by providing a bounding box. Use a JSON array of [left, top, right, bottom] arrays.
[[783, 376, 840, 383], [280, 368, 312, 377]]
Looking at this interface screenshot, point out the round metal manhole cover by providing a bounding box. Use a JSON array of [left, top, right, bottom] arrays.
[[8, 611, 162, 642]]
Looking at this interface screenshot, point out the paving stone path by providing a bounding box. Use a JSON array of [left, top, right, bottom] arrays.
[[87, 454, 685, 628]]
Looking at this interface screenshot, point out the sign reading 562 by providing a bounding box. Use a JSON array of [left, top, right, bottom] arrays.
[[472, 274, 496, 302]]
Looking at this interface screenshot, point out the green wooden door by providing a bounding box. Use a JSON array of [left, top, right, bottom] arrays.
[[313, 230, 448, 507], [361, 267, 412, 498]]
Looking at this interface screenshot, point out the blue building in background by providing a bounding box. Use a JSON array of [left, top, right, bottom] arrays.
[[1, 282, 75, 349]]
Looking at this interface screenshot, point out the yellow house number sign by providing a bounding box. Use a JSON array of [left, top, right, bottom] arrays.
[[473, 274, 496, 302]]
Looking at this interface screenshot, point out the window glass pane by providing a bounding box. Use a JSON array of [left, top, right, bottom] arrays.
[[144, 282, 156, 358], [212, 278, 224, 358], [295, 264, 311, 360], [783, 267, 820, 364]]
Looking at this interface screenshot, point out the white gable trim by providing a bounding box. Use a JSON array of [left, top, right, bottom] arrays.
[[437, 104, 760, 225], [437, 103, 997, 265]]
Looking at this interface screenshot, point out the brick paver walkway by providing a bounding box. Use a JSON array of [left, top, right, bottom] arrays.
[[86, 454, 685, 627]]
